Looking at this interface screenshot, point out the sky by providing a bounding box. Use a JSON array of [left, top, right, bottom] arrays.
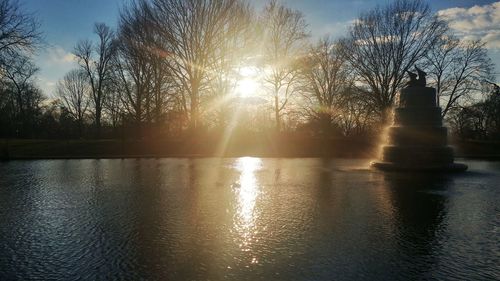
[[19, 0, 500, 96]]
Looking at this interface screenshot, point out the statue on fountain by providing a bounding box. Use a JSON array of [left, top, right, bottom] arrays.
[[405, 66, 426, 88], [371, 64, 467, 172]]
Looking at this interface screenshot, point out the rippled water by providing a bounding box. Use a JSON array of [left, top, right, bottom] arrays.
[[0, 158, 499, 280]]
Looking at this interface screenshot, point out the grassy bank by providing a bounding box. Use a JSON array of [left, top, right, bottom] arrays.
[[0, 136, 378, 160], [453, 140, 500, 159], [1, 138, 498, 160]]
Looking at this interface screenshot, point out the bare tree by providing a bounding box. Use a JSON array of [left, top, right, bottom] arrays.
[[448, 81, 500, 140], [1, 55, 43, 137], [74, 23, 116, 137], [260, 0, 308, 131], [299, 37, 353, 135], [206, 1, 254, 129], [148, 0, 245, 130], [338, 0, 447, 120], [483, 82, 500, 138], [56, 69, 90, 137], [0, 0, 42, 71], [337, 88, 379, 137], [425, 38, 494, 118], [114, 20, 152, 132], [149, 48, 176, 126], [2, 55, 38, 119], [116, 1, 179, 137], [103, 83, 124, 131], [0, 0, 43, 138]]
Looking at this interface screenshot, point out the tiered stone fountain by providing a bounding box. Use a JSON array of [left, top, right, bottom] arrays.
[[371, 68, 467, 172]]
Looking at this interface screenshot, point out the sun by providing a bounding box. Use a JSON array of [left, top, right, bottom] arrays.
[[235, 66, 259, 98], [236, 78, 258, 97]]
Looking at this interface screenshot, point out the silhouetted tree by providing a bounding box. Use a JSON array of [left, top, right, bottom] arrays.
[[3, 0, 497, 145], [299, 37, 353, 135], [114, 19, 152, 135], [2, 55, 42, 136], [206, 1, 254, 130], [447, 81, 500, 140], [0, 0, 42, 71], [483, 83, 500, 138], [0, 0, 44, 138], [116, 1, 181, 137], [74, 23, 117, 137], [260, 0, 308, 131], [103, 83, 124, 131], [339, 0, 447, 120], [337, 87, 379, 137], [425, 37, 494, 117], [148, 0, 247, 130], [56, 69, 90, 137]]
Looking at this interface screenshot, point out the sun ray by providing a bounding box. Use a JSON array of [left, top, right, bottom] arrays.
[[215, 100, 244, 156]]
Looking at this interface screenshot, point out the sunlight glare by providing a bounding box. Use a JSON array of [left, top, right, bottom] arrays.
[[236, 78, 258, 97], [235, 66, 259, 97], [233, 157, 262, 258], [239, 66, 258, 77], [235, 157, 261, 225]]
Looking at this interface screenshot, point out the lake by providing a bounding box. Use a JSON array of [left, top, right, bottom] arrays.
[[0, 158, 498, 280]]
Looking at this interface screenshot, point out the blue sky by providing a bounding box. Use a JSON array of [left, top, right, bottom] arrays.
[[20, 0, 500, 96]]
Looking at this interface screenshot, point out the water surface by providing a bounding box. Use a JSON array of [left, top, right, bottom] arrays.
[[0, 158, 498, 280]]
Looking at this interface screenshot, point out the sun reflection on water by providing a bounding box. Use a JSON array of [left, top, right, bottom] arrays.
[[233, 157, 262, 261]]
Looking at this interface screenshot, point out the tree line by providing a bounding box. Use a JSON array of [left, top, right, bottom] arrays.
[[0, 0, 497, 141]]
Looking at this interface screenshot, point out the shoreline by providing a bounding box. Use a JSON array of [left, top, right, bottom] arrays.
[[2, 154, 500, 161], [2, 138, 499, 161]]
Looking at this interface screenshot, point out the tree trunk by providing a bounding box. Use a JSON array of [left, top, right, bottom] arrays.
[[78, 120, 83, 138], [136, 104, 142, 139], [95, 104, 102, 138], [190, 87, 200, 131], [274, 94, 280, 132]]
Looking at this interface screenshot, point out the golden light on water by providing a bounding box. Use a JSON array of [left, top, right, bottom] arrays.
[[233, 157, 262, 261], [235, 157, 261, 223]]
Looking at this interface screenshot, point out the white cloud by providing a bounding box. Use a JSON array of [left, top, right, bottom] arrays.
[[34, 46, 79, 96], [438, 2, 500, 49], [45, 46, 77, 65], [317, 21, 351, 39], [34, 77, 57, 97]]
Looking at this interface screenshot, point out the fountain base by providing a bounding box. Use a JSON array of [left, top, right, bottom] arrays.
[[372, 86, 468, 173], [371, 161, 468, 172]]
